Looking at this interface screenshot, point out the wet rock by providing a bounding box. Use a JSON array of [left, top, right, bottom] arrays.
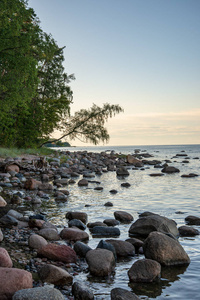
[[38, 263, 73, 285], [60, 228, 89, 242], [97, 240, 117, 260], [90, 226, 120, 237], [111, 288, 140, 300], [103, 219, 120, 227], [185, 215, 200, 225], [0, 268, 32, 300], [161, 166, 180, 173], [0, 214, 18, 227], [121, 182, 131, 187], [54, 179, 69, 186], [86, 248, 115, 276], [109, 189, 118, 194], [7, 209, 23, 220], [12, 286, 65, 300], [128, 258, 161, 282], [37, 243, 77, 263], [126, 238, 144, 254], [105, 239, 135, 257], [28, 218, 45, 229], [38, 228, 60, 241], [178, 225, 199, 236], [114, 211, 133, 223], [28, 234, 48, 250], [68, 219, 86, 230], [144, 231, 190, 266], [0, 247, 13, 267], [66, 211, 88, 224], [116, 167, 129, 176], [38, 182, 53, 190], [127, 155, 143, 167], [87, 221, 107, 228], [104, 201, 113, 206], [181, 173, 199, 178], [73, 241, 92, 258], [0, 196, 7, 207], [94, 186, 103, 190], [149, 173, 164, 177], [72, 281, 94, 300], [78, 179, 88, 186], [129, 214, 179, 238]]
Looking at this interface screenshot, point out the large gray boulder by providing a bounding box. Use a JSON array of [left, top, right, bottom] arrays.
[[129, 214, 179, 238], [86, 248, 115, 276], [72, 282, 94, 300], [128, 258, 161, 282], [105, 239, 135, 257], [143, 231, 190, 266], [38, 264, 73, 286]]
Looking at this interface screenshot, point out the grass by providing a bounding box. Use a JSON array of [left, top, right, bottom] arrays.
[[0, 147, 56, 158]]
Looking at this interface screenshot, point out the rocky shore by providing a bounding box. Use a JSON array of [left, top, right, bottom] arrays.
[[0, 149, 199, 299]]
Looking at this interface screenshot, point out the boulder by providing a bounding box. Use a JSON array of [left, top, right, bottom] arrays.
[[60, 228, 89, 242], [24, 178, 41, 190], [116, 167, 129, 176], [0, 268, 32, 300], [87, 221, 107, 228], [128, 258, 161, 282], [7, 210, 23, 220], [111, 288, 140, 300], [37, 243, 77, 263], [38, 228, 60, 241], [161, 166, 180, 173], [103, 219, 120, 227], [86, 248, 115, 277], [28, 234, 48, 250], [0, 214, 18, 227], [12, 286, 65, 300], [127, 155, 143, 167], [114, 211, 133, 223], [72, 282, 94, 300], [90, 226, 120, 237], [78, 179, 88, 186], [143, 231, 190, 266], [0, 247, 13, 267], [5, 163, 20, 173], [0, 196, 7, 207], [68, 219, 86, 230], [178, 225, 199, 236], [73, 241, 92, 258], [38, 264, 73, 285], [185, 215, 200, 225], [126, 238, 144, 254], [129, 214, 179, 238], [105, 239, 135, 257], [66, 211, 88, 224], [96, 240, 117, 260]]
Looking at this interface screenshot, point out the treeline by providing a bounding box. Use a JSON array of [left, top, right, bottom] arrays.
[[0, 0, 74, 147], [0, 0, 123, 148]]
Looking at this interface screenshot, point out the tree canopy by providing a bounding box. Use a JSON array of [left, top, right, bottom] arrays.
[[0, 0, 123, 148]]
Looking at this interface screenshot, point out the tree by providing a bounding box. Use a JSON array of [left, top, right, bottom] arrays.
[[40, 103, 124, 147], [0, 0, 40, 146]]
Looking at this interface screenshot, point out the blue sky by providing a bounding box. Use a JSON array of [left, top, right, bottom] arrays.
[[29, 0, 200, 146]]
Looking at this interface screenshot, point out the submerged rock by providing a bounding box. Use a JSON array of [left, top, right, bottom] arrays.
[[178, 225, 199, 236], [185, 215, 200, 225]]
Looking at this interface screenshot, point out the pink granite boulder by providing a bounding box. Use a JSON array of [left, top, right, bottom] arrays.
[[37, 243, 77, 263], [0, 247, 13, 268]]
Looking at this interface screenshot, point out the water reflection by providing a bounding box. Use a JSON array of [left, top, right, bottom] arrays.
[[129, 265, 188, 298]]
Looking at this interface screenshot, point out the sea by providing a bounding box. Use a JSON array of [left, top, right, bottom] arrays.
[[46, 144, 200, 299]]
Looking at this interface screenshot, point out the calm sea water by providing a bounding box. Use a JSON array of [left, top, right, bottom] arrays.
[[47, 144, 200, 299]]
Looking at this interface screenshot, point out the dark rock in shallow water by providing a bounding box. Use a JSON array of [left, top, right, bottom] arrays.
[[66, 211, 88, 224], [68, 218, 86, 230], [126, 238, 144, 254], [111, 288, 140, 300], [103, 219, 120, 227], [87, 221, 107, 228], [109, 189, 118, 194], [97, 239, 117, 260], [90, 226, 120, 237], [105, 239, 135, 257], [129, 213, 179, 238], [144, 231, 190, 266], [72, 281, 94, 300], [128, 258, 161, 282], [60, 227, 89, 242], [161, 166, 180, 173], [116, 167, 130, 176], [104, 201, 113, 207], [114, 211, 133, 223], [185, 215, 200, 225], [121, 182, 131, 187], [73, 241, 92, 258], [178, 225, 199, 236]]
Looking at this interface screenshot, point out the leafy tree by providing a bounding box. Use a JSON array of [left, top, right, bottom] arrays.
[[40, 103, 124, 147], [0, 0, 40, 146]]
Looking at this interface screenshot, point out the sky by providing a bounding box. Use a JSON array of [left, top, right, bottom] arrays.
[[29, 0, 200, 146]]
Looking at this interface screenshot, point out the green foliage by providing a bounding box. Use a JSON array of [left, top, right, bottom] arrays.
[[0, 147, 55, 158], [41, 103, 124, 146]]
